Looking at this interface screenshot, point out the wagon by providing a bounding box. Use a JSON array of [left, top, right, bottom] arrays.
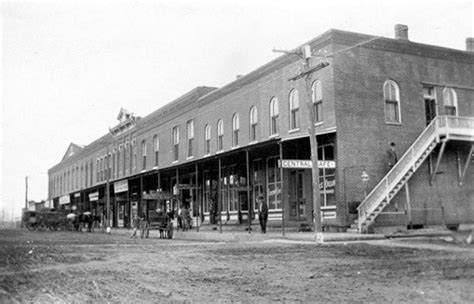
[[146, 210, 174, 239]]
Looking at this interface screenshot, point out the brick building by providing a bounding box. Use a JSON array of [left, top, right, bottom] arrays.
[[48, 25, 474, 233]]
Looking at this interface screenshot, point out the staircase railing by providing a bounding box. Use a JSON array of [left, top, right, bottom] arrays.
[[357, 115, 474, 232]]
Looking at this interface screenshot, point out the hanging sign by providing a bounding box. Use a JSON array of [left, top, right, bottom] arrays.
[[59, 195, 70, 205], [114, 180, 129, 193], [280, 159, 336, 169], [89, 192, 99, 202]]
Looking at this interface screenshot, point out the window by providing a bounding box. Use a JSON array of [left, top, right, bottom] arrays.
[[141, 139, 147, 170], [173, 126, 179, 161], [249, 106, 258, 142], [205, 125, 211, 155], [383, 80, 401, 123], [132, 138, 137, 171], [153, 135, 159, 167], [443, 88, 457, 116], [267, 156, 282, 210], [232, 113, 239, 147], [312, 80, 323, 123], [289, 89, 300, 130], [269, 97, 279, 136], [187, 120, 194, 158], [318, 144, 336, 207], [217, 119, 224, 151]]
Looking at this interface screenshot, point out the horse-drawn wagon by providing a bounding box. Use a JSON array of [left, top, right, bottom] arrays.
[[146, 210, 174, 239], [21, 209, 66, 231]]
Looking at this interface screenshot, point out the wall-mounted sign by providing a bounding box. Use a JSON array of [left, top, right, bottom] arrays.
[[59, 195, 70, 205], [114, 180, 129, 193], [89, 192, 99, 202], [280, 160, 336, 169], [74, 193, 81, 198]]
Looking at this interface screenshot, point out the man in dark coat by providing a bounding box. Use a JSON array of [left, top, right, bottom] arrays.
[[257, 196, 268, 233], [387, 142, 398, 169]]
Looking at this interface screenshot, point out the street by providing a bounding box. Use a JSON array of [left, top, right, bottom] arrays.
[[1, 229, 473, 303]]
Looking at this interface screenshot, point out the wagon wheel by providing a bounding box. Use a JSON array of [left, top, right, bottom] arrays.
[[26, 223, 34, 231], [168, 223, 173, 239]]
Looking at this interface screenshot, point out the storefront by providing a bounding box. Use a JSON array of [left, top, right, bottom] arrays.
[[114, 180, 129, 228]]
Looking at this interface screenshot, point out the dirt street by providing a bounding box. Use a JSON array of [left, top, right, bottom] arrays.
[[0, 229, 473, 303]]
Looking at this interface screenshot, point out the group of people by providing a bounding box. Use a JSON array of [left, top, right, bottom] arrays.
[[130, 213, 149, 239]]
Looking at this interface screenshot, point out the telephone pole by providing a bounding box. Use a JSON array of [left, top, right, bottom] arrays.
[[274, 45, 329, 239], [25, 176, 28, 210]]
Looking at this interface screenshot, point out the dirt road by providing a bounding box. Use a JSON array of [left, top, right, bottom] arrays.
[[1, 229, 473, 303]]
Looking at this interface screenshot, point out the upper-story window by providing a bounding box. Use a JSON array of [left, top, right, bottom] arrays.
[[153, 135, 159, 167], [132, 138, 137, 171], [383, 80, 401, 124], [443, 88, 458, 116], [141, 139, 147, 170], [187, 120, 194, 158], [232, 113, 240, 147], [312, 80, 323, 123], [269, 97, 279, 136], [249, 106, 258, 142], [289, 89, 300, 130], [217, 119, 224, 152], [205, 125, 211, 155], [173, 126, 179, 162]]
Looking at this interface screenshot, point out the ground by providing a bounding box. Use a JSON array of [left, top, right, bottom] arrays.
[[0, 229, 473, 303]]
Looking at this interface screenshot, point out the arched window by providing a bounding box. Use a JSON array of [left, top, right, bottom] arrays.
[[443, 88, 457, 116], [232, 113, 240, 147], [269, 97, 279, 135], [383, 80, 401, 123], [312, 80, 323, 123], [217, 119, 224, 151], [249, 106, 258, 142], [187, 120, 194, 158], [172, 126, 179, 162], [289, 89, 300, 130], [141, 139, 147, 170], [205, 124, 211, 155], [153, 135, 159, 167]]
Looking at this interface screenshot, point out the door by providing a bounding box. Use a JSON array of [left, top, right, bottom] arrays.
[[423, 87, 437, 125], [289, 170, 306, 220]]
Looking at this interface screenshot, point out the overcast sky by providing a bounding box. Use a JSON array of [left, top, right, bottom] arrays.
[[1, 0, 473, 219]]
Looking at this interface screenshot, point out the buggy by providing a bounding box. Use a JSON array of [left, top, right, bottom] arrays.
[[145, 210, 174, 239]]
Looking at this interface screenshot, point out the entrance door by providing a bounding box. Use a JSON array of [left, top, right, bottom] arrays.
[[289, 170, 306, 220], [423, 87, 437, 125]]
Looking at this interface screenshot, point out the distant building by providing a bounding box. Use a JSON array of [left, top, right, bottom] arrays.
[[47, 25, 474, 233]]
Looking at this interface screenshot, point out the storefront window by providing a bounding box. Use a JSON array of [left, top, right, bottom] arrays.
[[318, 144, 336, 206], [267, 156, 282, 210]]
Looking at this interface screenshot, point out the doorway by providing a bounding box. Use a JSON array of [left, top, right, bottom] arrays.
[[423, 86, 437, 125], [289, 170, 306, 220]]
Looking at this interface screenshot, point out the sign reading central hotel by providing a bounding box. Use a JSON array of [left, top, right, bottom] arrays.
[[280, 159, 336, 169]]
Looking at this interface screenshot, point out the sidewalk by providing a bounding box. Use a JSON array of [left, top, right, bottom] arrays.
[[110, 226, 454, 243]]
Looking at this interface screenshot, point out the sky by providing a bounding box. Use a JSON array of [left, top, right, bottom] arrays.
[[1, 0, 473, 220]]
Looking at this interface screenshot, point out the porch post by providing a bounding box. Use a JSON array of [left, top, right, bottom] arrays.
[[246, 149, 251, 233], [279, 142, 285, 236], [195, 163, 199, 232], [218, 157, 222, 234]]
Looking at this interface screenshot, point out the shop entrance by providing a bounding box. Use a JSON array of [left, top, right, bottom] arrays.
[[289, 169, 306, 220]]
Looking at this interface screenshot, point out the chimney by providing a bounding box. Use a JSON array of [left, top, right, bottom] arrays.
[[466, 38, 474, 52], [395, 24, 409, 40]]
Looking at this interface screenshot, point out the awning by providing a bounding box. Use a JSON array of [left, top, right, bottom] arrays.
[[280, 126, 336, 142]]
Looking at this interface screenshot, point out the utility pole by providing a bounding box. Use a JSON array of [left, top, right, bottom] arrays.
[[106, 142, 111, 229], [274, 45, 329, 239], [25, 176, 28, 210]]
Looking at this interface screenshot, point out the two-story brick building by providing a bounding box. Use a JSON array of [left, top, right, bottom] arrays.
[[48, 25, 474, 233]]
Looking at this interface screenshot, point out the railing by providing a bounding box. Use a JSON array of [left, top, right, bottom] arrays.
[[357, 116, 474, 231]]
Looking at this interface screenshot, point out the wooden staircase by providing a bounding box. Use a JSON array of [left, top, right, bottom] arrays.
[[351, 116, 474, 233]]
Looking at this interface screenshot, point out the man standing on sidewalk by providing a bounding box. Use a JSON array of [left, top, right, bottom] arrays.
[[258, 196, 268, 233]]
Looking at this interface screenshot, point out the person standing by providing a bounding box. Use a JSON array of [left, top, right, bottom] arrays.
[[258, 196, 268, 233], [130, 214, 139, 239], [387, 142, 398, 169]]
